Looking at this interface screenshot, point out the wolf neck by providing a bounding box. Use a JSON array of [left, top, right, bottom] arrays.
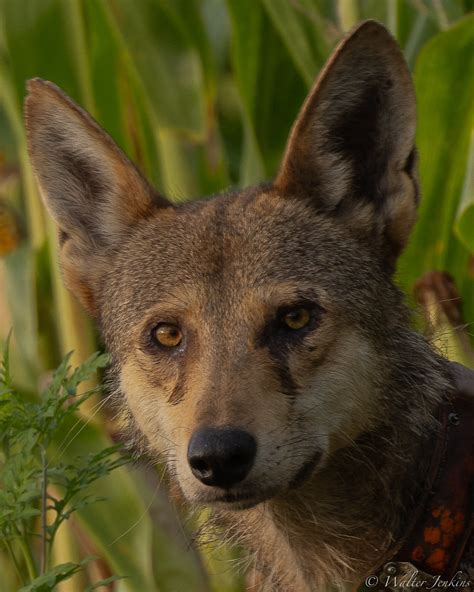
[[232, 340, 452, 591]]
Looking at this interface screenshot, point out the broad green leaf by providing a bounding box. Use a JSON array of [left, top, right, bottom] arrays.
[[159, 0, 217, 97], [85, 0, 163, 187], [239, 117, 265, 186], [226, 0, 265, 184], [226, 1, 309, 183], [251, 17, 309, 176], [100, 0, 222, 200], [0, 0, 80, 100], [227, 0, 263, 114], [3, 247, 38, 390], [106, 0, 207, 139], [260, 0, 329, 86], [455, 129, 474, 253], [399, 14, 474, 339]]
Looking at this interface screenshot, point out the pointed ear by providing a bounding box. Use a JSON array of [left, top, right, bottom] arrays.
[[274, 21, 418, 264], [24, 78, 168, 315]]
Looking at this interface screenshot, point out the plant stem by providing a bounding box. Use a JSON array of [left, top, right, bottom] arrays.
[[4, 540, 26, 585], [337, 0, 359, 31], [404, 12, 428, 68], [40, 448, 48, 574], [0, 61, 46, 249], [62, 0, 97, 115], [431, 0, 449, 30], [387, 0, 398, 37], [18, 537, 37, 582]]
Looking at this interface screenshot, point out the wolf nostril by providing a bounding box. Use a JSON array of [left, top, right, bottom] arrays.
[[189, 457, 214, 481], [187, 427, 257, 489], [190, 459, 209, 473]]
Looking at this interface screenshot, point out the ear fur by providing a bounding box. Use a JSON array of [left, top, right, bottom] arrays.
[[24, 79, 168, 315], [275, 21, 418, 264]]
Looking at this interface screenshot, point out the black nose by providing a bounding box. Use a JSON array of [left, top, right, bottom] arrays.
[[187, 427, 257, 488]]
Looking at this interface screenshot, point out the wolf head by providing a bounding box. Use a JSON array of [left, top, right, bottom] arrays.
[[25, 21, 418, 509]]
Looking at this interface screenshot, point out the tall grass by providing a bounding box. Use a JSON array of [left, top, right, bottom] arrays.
[[0, 1, 473, 590]]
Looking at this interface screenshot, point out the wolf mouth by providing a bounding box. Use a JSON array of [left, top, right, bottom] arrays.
[[199, 449, 324, 509], [212, 490, 266, 508]]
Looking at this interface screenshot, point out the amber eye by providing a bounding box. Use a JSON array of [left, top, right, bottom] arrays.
[[152, 323, 183, 348], [282, 307, 311, 330]]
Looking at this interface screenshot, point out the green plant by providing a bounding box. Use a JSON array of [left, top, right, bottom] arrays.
[[0, 339, 125, 591]]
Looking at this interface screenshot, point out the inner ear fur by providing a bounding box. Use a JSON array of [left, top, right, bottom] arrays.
[[275, 20, 419, 264], [24, 78, 168, 315]]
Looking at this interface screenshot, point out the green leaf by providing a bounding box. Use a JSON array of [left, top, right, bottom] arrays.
[[0, 0, 81, 100], [226, 1, 310, 184], [226, 0, 263, 115], [259, 0, 328, 87], [159, 0, 217, 97], [83, 0, 161, 185], [399, 14, 474, 337], [455, 129, 474, 253], [18, 560, 85, 592], [3, 247, 39, 390], [84, 574, 126, 592], [106, 0, 207, 138], [226, 0, 265, 185]]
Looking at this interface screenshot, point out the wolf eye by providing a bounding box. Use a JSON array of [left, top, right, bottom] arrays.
[[152, 323, 183, 348], [282, 307, 311, 330]]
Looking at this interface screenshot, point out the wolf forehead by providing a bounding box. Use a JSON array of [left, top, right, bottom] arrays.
[[99, 186, 390, 336]]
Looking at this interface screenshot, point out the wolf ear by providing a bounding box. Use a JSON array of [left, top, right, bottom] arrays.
[[25, 79, 167, 315], [275, 21, 418, 264]]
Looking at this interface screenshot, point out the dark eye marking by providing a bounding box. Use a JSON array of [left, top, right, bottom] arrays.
[[257, 300, 324, 352], [256, 301, 324, 401]]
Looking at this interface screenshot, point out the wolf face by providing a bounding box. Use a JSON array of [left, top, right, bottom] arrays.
[[25, 21, 418, 510]]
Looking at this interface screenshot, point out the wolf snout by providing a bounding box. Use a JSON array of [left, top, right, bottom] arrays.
[[187, 427, 257, 488]]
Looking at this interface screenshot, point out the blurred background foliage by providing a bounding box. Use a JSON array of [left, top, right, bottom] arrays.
[[0, 0, 473, 590]]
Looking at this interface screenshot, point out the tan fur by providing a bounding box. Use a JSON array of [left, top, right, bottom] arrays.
[[24, 20, 469, 591]]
